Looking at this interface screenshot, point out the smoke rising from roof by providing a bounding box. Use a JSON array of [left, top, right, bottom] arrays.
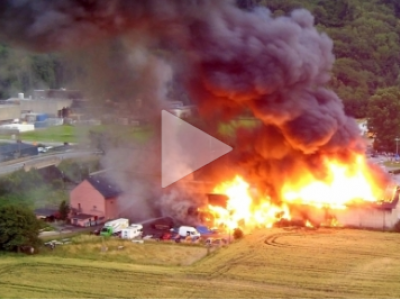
[[0, 0, 389, 222]]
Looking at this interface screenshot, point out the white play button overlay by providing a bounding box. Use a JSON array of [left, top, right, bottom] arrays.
[[161, 110, 233, 188]]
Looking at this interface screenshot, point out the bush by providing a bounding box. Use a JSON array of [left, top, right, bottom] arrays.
[[0, 205, 41, 252], [233, 228, 244, 239]]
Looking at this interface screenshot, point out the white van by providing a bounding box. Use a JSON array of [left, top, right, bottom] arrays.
[[178, 226, 201, 239], [120, 224, 143, 239]]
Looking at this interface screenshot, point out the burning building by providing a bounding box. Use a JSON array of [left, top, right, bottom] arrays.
[[199, 174, 399, 231], [0, 1, 395, 231]]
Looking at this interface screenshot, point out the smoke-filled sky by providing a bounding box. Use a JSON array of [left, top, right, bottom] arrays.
[[0, 0, 388, 223]]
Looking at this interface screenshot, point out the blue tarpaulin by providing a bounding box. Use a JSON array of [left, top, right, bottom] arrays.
[[196, 226, 215, 235]]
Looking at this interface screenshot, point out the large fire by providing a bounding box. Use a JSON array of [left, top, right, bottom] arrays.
[[209, 176, 291, 230], [206, 153, 388, 231]]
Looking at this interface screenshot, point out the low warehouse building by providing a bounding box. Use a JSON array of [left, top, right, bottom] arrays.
[[331, 187, 400, 230]]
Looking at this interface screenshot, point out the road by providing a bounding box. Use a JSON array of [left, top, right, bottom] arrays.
[[0, 138, 73, 147], [40, 224, 101, 239], [0, 149, 99, 175]]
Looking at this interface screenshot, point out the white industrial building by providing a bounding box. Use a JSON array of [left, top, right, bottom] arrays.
[[0, 122, 34, 132], [4, 94, 73, 117], [331, 185, 400, 230], [0, 90, 81, 123]]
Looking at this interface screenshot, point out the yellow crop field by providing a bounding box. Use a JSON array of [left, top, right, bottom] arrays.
[[1, 228, 400, 298]]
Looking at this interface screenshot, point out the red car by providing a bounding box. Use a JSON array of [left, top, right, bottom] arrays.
[[161, 232, 172, 240]]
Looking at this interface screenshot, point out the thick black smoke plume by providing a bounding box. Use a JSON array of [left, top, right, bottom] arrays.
[[0, 0, 390, 223]]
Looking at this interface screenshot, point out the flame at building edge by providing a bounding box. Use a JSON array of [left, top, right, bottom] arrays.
[[201, 153, 397, 232]]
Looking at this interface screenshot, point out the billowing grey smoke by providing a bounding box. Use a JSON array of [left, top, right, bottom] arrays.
[[0, 0, 221, 51], [0, 0, 389, 223], [185, 6, 358, 152]]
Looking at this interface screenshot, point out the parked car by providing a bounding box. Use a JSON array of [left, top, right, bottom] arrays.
[[120, 224, 143, 239], [178, 226, 201, 239], [37, 144, 53, 153], [161, 232, 172, 241]]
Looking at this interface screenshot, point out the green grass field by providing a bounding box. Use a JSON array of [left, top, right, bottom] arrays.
[[218, 118, 261, 138], [2, 228, 400, 298], [18, 125, 78, 143], [0, 124, 154, 144]]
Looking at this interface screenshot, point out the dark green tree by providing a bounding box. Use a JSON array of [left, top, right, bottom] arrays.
[[316, 0, 355, 27], [0, 205, 41, 252], [58, 200, 70, 221], [367, 87, 400, 152], [236, 0, 257, 10], [380, 0, 400, 18]]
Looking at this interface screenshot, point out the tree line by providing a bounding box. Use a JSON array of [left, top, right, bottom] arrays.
[[1, 0, 400, 150]]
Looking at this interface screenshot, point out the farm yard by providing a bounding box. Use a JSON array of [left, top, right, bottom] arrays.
[[2, 228, 400, 298]]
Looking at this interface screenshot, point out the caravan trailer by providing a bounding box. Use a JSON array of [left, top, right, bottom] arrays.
[[121, 224, 143, 239]]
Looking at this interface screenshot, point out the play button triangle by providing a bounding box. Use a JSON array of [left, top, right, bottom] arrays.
[[161, 110, 233, 188]]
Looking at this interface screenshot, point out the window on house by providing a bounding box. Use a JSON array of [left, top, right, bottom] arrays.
[[93, 205, 97, 210], [78, 203, 81, 210]]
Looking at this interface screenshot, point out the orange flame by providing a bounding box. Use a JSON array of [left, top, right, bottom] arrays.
[[209, 176, 290, 230], [207, 153, 389, 230], [282, 154, 382, 209], [305, 220, 314, 228]]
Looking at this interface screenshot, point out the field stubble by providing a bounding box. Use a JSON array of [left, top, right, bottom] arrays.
[[1, 228, 400, 298]]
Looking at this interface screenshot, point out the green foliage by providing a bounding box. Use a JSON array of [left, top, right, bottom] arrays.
[[256, 0, 400, 119], [59, 200, 70, 221], [58, 158, 101, 182], [12, 124, 78, 143], [315, 0, 356, 27], [0, 43, 80, 99], [0, 205, 41, 251], [367, 87, 400, 151], [0, 168, 68, 210], [380, 0, 400, 18]]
